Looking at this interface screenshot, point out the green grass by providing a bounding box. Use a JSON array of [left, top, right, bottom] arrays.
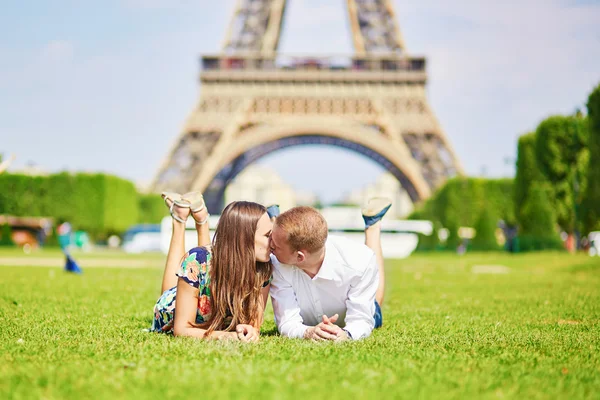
[[1, 251, 599, 399]]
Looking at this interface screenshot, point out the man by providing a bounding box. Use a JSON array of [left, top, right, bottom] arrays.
[[269, 198, 391, 341]]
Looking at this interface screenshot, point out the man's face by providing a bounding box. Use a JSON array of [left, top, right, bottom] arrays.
[[269, 224, 298, 265]]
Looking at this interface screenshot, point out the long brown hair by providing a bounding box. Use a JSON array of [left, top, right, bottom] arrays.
[[202, 201, 272, 336]]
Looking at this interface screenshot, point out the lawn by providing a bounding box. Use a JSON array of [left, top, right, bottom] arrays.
[[1, 250, 599, 399]]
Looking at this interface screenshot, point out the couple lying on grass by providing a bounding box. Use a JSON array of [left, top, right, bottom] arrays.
[[151, 191, 391, 342]]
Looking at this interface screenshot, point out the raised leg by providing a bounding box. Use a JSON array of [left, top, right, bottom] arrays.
[[183, 191, 210, 248], [160, 195, 190, 293], [362, 198, 392, 306], [365, 222, 385, 306], [193, 208, 211, 247]]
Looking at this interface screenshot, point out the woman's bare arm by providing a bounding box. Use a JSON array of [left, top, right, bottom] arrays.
[[258, 284, 270, 328], [172, 278, 237, 340]]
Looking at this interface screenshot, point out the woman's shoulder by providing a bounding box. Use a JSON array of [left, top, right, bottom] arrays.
[[178, 246, 212, 289], [186, 245, 213, 262]]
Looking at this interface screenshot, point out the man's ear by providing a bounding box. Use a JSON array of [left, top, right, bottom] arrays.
[[296, 251, 306, 263]]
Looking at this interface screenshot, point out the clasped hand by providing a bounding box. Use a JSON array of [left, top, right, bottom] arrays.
[[304, 314, 350, 342]]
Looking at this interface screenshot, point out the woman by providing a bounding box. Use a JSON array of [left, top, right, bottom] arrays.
[[151, 192, 273, 342]]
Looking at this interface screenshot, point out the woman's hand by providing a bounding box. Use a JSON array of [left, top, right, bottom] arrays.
[[236, 324, 259, 343], [217, 331, 240, 341]]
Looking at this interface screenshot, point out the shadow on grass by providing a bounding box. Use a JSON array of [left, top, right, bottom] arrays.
[[260, 326, 279, 337]]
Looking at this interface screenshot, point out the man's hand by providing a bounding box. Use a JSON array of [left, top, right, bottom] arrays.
[[304, 314, 350, 342], [320, 314, 351, 342], [236, 324, 259, 343], [304, 326, 334, 341]]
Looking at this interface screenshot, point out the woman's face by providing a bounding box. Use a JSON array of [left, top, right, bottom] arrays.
[[254, 213, 273, 263]]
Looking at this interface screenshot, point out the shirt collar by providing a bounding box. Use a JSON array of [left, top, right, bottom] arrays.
[[313, 238, 346, 281]]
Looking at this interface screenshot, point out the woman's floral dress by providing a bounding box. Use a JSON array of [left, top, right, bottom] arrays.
[[151, 246, 270, 333]]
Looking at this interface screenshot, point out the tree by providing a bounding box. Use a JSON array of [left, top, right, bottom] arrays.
[[518, 183, 563, 251], [535, 115, 588, 240], [582, 83, 600, 234], [470, 207, 499, 251], [514, 133, 545, 227], [520, 183, 558, 237]]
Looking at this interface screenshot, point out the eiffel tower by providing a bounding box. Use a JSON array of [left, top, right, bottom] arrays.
[[151, 0, 463, 212]]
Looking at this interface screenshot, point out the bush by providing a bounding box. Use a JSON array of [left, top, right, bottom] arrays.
[[515, 133, 545, 228], [415, 222, 441, 252], [517, 235, 564, 252], [520, 183, 558, 237], [0, 172, 140, 240], [409, 177, 514, 241], [138, 194, 167, 224], [517, 183, 563, 252], [445, 222, 461, 252], [470, 208, 499, 251], [0, 224, 15, 247]]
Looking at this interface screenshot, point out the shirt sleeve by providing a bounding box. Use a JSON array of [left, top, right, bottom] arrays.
[[176, 246, 210, 289], [269, 265, 310, 339], [343, 253, 378, 340]]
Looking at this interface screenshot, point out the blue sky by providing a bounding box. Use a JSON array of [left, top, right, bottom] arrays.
[[1, 0, 599, 203]]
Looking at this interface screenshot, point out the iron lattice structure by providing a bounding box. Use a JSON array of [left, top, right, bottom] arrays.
[[152, 0, 463, 211]]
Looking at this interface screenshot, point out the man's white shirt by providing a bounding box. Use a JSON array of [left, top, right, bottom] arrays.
[[270, 235, 379, 340]]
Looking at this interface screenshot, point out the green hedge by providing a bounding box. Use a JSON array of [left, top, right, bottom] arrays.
[[470, 207, 500, 251], [409, 177, 513, 251], [516, 235, 564, 252], [0, 224, 15, 246], [415, 222, 442, 252], [0, 172, 140, 240], [410, 177, 514, 228], [519, 183, 558, 237], [138, 194, 168, 224]]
